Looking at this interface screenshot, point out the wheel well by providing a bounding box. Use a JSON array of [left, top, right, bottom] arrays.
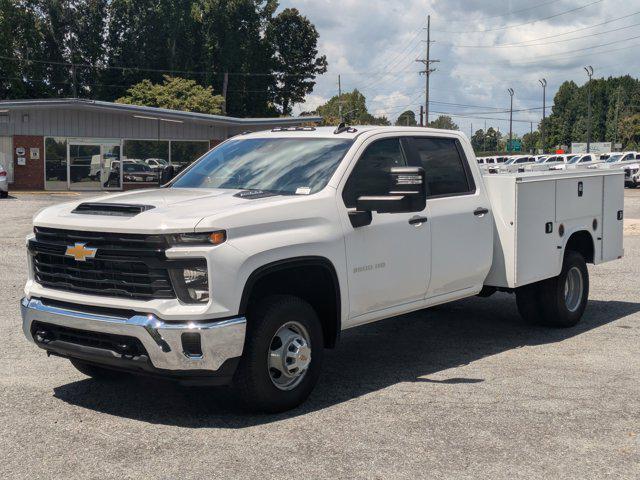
[[240, 258, 341, 348], [566, 230, 595, 263]]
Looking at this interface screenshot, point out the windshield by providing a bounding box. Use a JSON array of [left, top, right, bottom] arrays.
[[504, 158, 516, 165], [172, 138, 353, 194], [568, 155, 582, 164], [535, 156, 548, 163], [607, 154, 624, 163]]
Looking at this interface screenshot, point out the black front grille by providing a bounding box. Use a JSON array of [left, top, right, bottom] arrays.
[[30, 227, 176, 300], [31, 321, 148, 357]]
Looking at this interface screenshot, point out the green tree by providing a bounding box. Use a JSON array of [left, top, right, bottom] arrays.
[[471, 129, 485, 151], [315, 89, 390, 125], [522, 130, 541, 153], [116, 75, 225, 114], [266, 8, 327, 115], [395, 110, 417, 126], [618, 113, 640, 150], [483, 127, 501, 151], [428, 115, 458, 130]]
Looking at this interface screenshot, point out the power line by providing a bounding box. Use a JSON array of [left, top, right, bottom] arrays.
[[512, 35, 640, 65], [433, 0, 603, 34], [444, 0, 561, 23], [447, 19, 640, 49]]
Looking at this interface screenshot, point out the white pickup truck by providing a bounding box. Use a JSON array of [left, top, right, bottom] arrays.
[[21, 126, 625, 412]]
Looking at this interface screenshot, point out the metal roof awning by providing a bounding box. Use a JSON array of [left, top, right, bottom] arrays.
[[0, 98, 322, 127]]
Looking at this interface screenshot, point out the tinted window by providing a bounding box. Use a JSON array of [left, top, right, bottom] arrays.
[[580, 155, 591, 162], [412, 137, 473, 197], [342, 138, 407, 208], [173, 138, 353, 194]]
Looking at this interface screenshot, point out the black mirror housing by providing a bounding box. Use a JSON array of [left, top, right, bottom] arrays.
[[356, 166, 426, 214]]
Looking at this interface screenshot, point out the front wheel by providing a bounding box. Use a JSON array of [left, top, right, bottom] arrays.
[[234, 295, 324, 413], [516, 251, 589, 328]]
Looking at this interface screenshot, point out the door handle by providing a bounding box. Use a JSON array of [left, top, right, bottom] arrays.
[[474, 207, 489, 216], [408, 216, 428, 225]]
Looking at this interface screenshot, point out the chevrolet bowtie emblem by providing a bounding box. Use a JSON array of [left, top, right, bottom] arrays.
[[65, 242, 97, 262]]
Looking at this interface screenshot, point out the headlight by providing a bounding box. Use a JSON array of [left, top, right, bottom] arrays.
[[168, 230, 226, 245], [169, 260, 210, 304]]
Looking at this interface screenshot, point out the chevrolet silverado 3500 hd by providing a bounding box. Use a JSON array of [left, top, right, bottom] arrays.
[[21, 126, 625, 412]]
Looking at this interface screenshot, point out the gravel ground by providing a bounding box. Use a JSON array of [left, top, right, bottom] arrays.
[[0, 191, 638, 480]]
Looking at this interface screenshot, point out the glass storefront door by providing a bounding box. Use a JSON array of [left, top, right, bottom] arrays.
[[68, 142, 122, 191]]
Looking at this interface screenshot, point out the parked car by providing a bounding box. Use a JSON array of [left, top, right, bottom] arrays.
[[123, 162, 157, 182], [20, 126, 624, 412], [599, 151, 638, 169], [523, 154, 566, 172], [624, 163, 640, 187], [564, 153, 603, 170], [145, 158, 170, 170], [0, 163, 8, 198], [498, 155, 537, 173]]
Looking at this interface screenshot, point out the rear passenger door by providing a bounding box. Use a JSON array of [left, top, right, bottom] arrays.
[[407, 136, 493, 299]]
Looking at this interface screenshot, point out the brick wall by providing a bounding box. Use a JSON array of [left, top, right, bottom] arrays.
[[12, 135, 44, 190]]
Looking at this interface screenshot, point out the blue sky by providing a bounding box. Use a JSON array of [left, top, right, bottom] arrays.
[[279, 0, 638, 136]]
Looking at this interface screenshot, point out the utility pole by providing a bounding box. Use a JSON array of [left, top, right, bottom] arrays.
[[222, 72, 229, 115], [483, 120, 487, 152], [471, 123, 473, 139], [338, 74, 343, 122], [614, 88, 621, 148], [69, 45, 78, 98], [419, 105, 424, 127], [584, 65, 594, 153], [539, 78, 547, 153], [416, 15, 439, 127], [508, 88, 514, 153]]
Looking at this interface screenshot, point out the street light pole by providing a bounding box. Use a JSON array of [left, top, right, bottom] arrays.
[[584, 66, 593, 153], [508, 88, 514, 153], [539, 78, 547, 153]]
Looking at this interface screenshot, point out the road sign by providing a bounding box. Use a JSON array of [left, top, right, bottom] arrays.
[[507, 139, 522, 152], [571, 142, 611, 154]]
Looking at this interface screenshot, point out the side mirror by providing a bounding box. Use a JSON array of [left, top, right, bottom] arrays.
[[356, 166, 426, 214]]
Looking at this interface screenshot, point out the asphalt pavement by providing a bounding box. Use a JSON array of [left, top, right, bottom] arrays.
[[0, 191, 638, 479]]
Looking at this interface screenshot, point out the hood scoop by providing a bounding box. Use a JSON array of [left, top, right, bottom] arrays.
[[71, 202, 155, 217], [233, 190, 280, 199]]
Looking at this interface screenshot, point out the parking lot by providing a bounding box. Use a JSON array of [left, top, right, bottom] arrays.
[[1, 191, 638, 479]]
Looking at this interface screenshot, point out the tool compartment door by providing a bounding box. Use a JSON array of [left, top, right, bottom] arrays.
[[602, 173, 624, 262], [515, 180, 561, 286], [555, 176, 603, 222]]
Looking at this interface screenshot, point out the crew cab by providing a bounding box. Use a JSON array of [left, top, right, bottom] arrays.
[[599, 151, 638, 169], [497, 155, 537, 173], [21, 126, 625, 412]]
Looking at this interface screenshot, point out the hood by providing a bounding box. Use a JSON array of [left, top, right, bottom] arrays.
[[33, 187, 299, 233]]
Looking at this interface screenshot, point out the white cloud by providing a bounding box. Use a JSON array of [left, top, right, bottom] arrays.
[[292, 93, 329, 116], [279, 0, 634, 136]]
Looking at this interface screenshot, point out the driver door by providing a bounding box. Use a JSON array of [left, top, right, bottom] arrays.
[[339, 136, 431, 324]]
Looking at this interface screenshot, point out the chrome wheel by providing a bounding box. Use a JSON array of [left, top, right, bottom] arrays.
[[268, 321, 312, 391], [564, 266, 584, 312]]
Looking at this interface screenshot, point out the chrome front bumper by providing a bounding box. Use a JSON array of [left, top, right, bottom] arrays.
[[21, 297, 246, 373]]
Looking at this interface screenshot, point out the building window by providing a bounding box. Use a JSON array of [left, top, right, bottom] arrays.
[[45, 137, 68, 190], [171, 140, 210, 173], [122, 140, 168, 184], [123, 139, 169, 163]]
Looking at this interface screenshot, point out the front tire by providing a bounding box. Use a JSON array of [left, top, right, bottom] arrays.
[[234, 295, 324, 413], [0, 190, 8, 198], [515, 251, 589, 328]]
